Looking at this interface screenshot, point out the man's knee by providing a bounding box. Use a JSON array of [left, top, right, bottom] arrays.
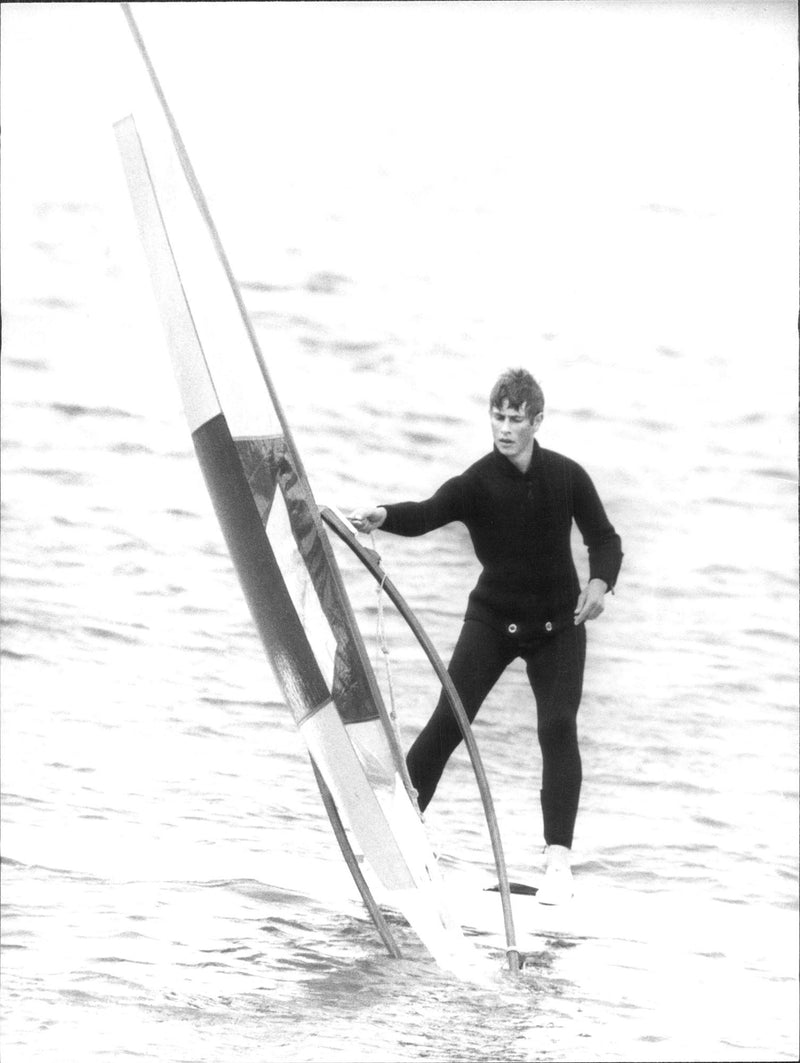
[[537, 712, 578, 752]]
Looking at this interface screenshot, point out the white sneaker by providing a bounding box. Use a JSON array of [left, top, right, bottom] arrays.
[[537, 844, 574, 905]]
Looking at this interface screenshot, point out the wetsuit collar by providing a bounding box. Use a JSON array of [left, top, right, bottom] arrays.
[[491, 438, 540, 478]]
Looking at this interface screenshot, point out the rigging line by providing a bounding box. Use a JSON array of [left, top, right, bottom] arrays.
[[367, 530, 419, 805], [371, 533, 399, 723]]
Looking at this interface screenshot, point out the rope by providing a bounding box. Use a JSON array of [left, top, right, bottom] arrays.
[[370, 532, 398, 723]]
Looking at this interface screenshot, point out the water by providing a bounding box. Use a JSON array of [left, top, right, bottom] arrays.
[[2, 3, 798, 1060]]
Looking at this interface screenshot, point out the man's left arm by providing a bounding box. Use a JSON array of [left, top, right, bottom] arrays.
[[571, 463, 623, 625]]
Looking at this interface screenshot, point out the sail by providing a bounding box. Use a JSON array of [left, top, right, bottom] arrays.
[[114, 83, 475, 966]]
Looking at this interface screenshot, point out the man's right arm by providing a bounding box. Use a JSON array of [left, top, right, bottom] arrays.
[[349, 475, 466, 538]]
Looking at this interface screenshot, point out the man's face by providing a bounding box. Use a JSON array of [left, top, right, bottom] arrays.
[[490, 400, 542, 464]]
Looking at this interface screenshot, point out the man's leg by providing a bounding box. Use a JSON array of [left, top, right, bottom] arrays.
[[406, 620, 513, 811], [524, 624, 586, 848]]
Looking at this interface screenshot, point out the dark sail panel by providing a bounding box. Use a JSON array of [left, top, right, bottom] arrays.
[[236, 436, 382, 726], [193, 415, 330, 722]]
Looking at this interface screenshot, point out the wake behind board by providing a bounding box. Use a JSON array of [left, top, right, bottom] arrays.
[[449, 872, 735, 954], [453, 877, 598, 945], [115, 5, 480, 974]]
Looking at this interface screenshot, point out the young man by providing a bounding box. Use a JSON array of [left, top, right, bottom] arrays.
[[349, 368, 622, 904]]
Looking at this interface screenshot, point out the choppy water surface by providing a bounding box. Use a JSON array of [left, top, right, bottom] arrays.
[[2, 4, 798, 1061]]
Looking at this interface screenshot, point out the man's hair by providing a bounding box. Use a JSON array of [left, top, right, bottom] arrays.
[[489, 368, 544, 421]]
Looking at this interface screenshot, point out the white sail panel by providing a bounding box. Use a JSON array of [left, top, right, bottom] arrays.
[[300, 705, 415, 892], [127, 102, 280, 441], [114, 117, 221, 433]]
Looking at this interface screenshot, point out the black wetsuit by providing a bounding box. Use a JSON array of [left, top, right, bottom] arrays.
[[381, 440, 623, 848]]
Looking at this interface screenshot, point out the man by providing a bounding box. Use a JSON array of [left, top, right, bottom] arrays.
[[349, 368, 622, 904]]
